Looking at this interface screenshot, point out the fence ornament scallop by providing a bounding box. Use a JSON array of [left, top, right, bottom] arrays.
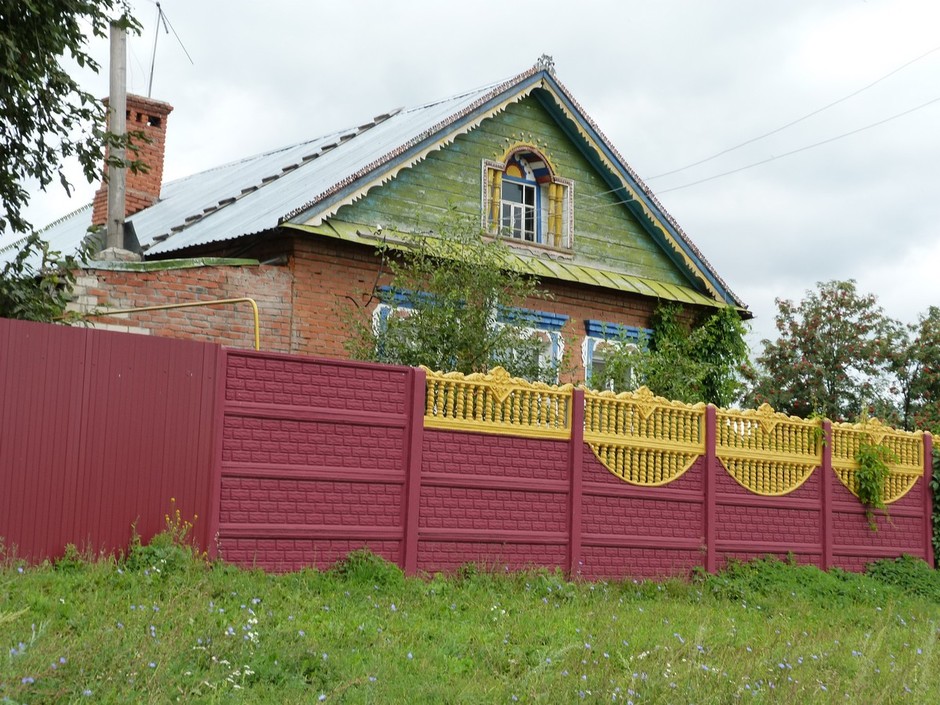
[[830, 418, 923, 504], [583, 386, 705, 486], [422, 366, 573, 439], [715, 404, 822, 496]]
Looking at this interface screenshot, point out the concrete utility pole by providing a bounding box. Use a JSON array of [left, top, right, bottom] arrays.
[[106, 21, 127, 250]]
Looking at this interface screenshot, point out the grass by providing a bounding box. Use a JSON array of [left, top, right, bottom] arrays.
[[1, 544, 939, 704]]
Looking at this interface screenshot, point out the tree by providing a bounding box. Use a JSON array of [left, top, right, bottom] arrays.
[[591, 304, 749, 407], [892, 307, 940, 432], [747, 280, 900, 421], [345, 225, 558, 381], [0, 1, 136, 235], [0, 232, 89, 321]]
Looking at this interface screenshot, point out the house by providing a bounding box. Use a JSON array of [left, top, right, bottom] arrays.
[[7, 56, 749, 381]]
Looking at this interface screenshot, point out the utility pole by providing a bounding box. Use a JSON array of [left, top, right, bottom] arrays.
[[106, 21, 127, 251]]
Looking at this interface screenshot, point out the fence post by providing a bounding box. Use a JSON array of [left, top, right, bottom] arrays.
[[821, 420, 833, 571], [568, 388, 585, 578], [704, 404, 717, 573], [205, 347, 228, 561], [924, 432, 934, 569], [402, 367, 426, 575]]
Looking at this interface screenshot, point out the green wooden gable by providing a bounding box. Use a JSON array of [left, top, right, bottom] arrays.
[[329, 93, 688, 289], [283, 61, 746, 312]]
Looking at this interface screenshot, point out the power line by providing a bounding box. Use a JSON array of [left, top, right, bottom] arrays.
[[577, 90, 940, 211], [657, 93, 940, 194], [646, 41, 940, 181]]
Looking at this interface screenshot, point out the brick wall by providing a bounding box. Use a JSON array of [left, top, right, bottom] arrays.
[[76, 235, 687, 381], [71, 264, 293, 352], [579, 450, 706, 580], [831, 470, 927, 570], [289, 238, 390, 358]]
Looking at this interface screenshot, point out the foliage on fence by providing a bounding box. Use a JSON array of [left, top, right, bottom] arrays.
[[715, 404, 822, 496], [583, 386, 704, 486], [423, 366, 572, 439], [831, 419, 924, 504]]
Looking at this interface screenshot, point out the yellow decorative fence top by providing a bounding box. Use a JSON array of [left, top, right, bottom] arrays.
[[423, 366, 572, 439], [583, 387, 704, 486], [831, 419, 924, 504], [421, 366, 928, 498], [715, 404, 823, 496]]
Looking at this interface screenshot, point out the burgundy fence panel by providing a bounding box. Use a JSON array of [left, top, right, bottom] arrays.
[[0, 318, 220, 561], [579, 453, 706, 580], [416, 430, 572, 573], [216, 350, 422, 571]]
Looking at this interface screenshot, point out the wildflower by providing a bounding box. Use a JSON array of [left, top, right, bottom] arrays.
[[318, 694, 326, 701], [83, 689, 93, 696], [21, 676, 35, 684], [407, 652, 413, 660]]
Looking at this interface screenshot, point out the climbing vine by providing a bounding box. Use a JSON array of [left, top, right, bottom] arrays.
[[854, 440, 898, 531]]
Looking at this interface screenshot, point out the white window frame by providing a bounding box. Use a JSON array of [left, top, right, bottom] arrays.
[[582, 336, 638, 390], [373, 294, 567, 377], [482, 157, 574, 249], [500, 178, 538, 242]]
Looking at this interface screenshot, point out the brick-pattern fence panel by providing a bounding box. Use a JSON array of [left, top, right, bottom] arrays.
[[216, 351, 421, 572], [830, 473, 929, 570], [713, 461, 824, 569], [417, 429, 571, 574], [578, 450, 706, 580]]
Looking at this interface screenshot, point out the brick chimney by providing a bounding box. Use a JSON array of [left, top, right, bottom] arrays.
[[91, 94, 174, 226]]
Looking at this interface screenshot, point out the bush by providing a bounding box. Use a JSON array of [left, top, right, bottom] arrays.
[[124, 499, 201, 574], [865, 555, 940, 601], [331, 548, 404, 587]]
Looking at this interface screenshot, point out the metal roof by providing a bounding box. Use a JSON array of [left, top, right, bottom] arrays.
[[0, 60, 747, 311]]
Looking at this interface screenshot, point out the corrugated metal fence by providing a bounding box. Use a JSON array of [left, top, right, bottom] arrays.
[[0, 318, 221, 561]]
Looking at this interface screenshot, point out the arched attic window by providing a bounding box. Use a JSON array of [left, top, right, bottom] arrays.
[[482, 146, 573, 249]]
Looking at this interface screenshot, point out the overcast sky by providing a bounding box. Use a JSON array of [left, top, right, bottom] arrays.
[[19, 0, 940, 351]]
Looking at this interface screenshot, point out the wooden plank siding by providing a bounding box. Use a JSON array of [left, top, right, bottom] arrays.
[[331, 93, 689, 288]]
